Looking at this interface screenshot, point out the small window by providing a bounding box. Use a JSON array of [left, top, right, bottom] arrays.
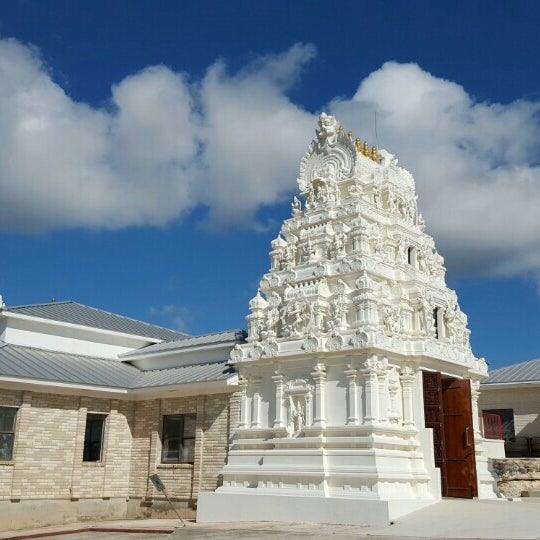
[[433, 308, 439, 339], [83, 414, 106, 462], [407, 247, 414, 265], [0, 407, 17, 461], [483, 409, 515, 440], [161, 414, 196, 464]]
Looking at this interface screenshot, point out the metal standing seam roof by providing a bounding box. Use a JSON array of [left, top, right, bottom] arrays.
[[120, 329, 247, 358], [482, 357, 540, 385], [3, 301, 188, 341], [0, 341, 236, 389]]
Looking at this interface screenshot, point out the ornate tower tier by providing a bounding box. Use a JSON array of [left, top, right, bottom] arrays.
[[198, 113, 498, 526]]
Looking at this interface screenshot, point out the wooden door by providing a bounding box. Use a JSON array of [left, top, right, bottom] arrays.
[[422, 371, 447, 495], [442, 378, 478, 498]]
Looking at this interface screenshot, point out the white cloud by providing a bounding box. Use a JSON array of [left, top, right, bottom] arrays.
[[196, 44, 316, 229], [1, 40, 540, 281], [0, 38, 314, 232]]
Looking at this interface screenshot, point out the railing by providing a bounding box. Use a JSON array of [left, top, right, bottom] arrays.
[[505, 437, 540, 458], [481, 412, 504, 439]]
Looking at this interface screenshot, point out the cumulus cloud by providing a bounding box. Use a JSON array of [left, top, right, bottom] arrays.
[[1, 39, 540, 281], [0, 38, 314, 232], [330, 62, 540, 278], [196, 44, 315, 229]]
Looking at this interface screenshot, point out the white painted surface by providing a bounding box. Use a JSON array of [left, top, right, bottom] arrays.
[[199, 113, 497, 525]]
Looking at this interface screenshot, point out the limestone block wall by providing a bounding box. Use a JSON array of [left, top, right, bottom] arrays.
[[1, 389, 134, 502], [0, 386, 240, 529], [491, 458, 540, 497], [0, 389, 21, 500], [479, 387, 540, 437], [131, 392, 240, 504]]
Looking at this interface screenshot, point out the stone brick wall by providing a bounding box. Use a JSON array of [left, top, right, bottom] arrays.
[[0, 389, 22, 500], [491, 458, 540, 497], [0, 387, 240, 514], [132, 392, 241, 504]]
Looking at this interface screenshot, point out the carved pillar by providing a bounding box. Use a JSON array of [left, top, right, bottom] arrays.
[[311, 363, 327, 428], [400, 367, 416, 429], [239, 378, 249, 429], [377, 357, 389, 424], [344, 366, 359, 425], [388, 370, 401, 424], [362, 356, 379, 425], [272, 373, 285, 429], [470, 380, 481, 436], [305, 391, 313, 427], [313, 303, 326, 333], [359, 232, 369, 254], [251, 377, 262, 428]]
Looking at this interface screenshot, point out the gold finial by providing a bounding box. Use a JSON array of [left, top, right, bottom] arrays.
[[363, 141, 370, 157], [338, 125, 344, 133], [347, 130, 353, 140], [371, 146, 378, 162], [355, 138, 362, 152]]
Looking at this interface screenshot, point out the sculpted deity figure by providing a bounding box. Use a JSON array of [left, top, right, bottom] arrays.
[[383, 305, 400, 335], [379, 149, 398, 167], [315, 182, 328, 205], [348, 182, 362, 199], [331, 295, 348, 329], [291, 196, 302, 216], [288, 396, 305, 434], [283, 241, 297, 268], [418, 290, 432, 334], [281, 300, 313, 337], [373, 187, 382, 208], [395, 235, 407, 264], [319, 162, 337, 181], [316, 112, 339, 148], [266, 306, 280, 338], [329, 232, 346, 259], [417, 249, 427, 273]]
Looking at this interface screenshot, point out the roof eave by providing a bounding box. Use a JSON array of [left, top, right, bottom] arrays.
[[119, 339, 241, 361], [2, 311, 165, 344], [480, 380, 540, 389], [0, 373, 239, 399]]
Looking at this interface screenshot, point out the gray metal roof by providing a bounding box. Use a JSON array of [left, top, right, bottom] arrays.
[[482, 357, 540, 385], [120, 329, 247, 358], [4, 301, 187, 341], [0, 341, 235, 389]]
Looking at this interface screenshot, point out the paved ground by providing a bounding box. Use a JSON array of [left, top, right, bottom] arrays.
[[2, 499, 540, 540]]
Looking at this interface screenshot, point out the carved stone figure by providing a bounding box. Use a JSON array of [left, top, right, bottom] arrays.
[[288, 396, 305, 434], [418, 291, 433, 335], [316, 112, 339, 148], [280, 299, 314, 337], [291, 196, 302, 216], [383, 305, 400, 336]]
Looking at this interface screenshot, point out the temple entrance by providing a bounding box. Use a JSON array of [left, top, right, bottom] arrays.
[[423, 371, 478, 498]]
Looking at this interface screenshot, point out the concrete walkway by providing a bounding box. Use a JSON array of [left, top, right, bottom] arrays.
[[1, 499, 539, 540]]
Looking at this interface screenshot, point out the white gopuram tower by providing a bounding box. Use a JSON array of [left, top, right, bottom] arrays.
[[198, 113, 498, 525]]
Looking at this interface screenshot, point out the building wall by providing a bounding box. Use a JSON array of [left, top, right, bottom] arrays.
[[479, 386, 540, 438], [0, 387, 240, 530]]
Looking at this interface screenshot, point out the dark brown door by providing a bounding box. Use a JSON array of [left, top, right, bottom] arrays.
[[442, 378, 477, 498], [422, 371, 447, 495], [423, 372, 478, 498]]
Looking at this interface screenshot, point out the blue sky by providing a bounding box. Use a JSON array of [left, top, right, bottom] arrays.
[[1, 1, 539, 369]]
